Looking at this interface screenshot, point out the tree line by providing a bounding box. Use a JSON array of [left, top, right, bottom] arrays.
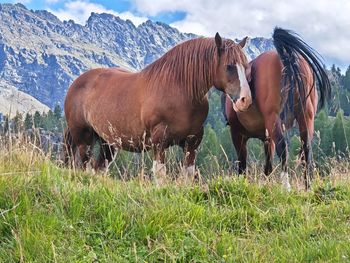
[[1, 104, 65, 134], [329, 64, 350, 115]]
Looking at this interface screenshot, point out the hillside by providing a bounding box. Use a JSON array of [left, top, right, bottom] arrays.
[[0, 147, 349, 262], [0, 3, 273, 110], [0, 81, 49, 117]]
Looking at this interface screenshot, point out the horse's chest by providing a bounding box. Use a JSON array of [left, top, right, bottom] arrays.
[[237, 104, 265, 136]]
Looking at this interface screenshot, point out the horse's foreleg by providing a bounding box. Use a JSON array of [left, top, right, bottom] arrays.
[[152, 145, 166, 182], [231, 129, 248, 175], [265, 116, 291, 191], [181, 129, 204, 180], [151, 123, 169, 181]]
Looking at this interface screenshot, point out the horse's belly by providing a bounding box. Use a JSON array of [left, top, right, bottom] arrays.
[[237, 104, 265, 136], [109, 129, 151, 150], [89, 117, 149, 151]]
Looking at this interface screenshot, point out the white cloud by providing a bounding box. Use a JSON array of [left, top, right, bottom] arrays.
[[45, 0, 60, 3], [132, 0, 350, 67], [12, 0, 32, 3], [50, 0, 147, 26]]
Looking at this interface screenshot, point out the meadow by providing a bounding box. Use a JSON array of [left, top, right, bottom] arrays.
[[0, 135, 350, 262]]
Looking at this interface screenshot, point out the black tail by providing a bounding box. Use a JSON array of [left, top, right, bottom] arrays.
[[273, 27, 331, 111]]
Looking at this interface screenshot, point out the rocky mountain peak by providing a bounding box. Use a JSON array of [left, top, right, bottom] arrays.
[[0, 3, 272, 111]]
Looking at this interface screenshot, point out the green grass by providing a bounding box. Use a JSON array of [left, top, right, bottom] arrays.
[[1, 152, 350, 262]]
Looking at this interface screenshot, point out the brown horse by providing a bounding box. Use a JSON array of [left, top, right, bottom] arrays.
[[222, 27, 331, 190], [64, 33, 252, 179]]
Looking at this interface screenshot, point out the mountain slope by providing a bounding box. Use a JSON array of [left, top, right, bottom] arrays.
[[0, 3, 273, 110], [0, 81, 49, 117]]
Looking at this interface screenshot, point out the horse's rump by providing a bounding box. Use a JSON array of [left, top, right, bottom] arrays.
[[273, 27, 331, 114]]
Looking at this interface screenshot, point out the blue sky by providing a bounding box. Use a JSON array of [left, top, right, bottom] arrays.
[[0, 0, 349, 68], [0, 0, 186, 25]]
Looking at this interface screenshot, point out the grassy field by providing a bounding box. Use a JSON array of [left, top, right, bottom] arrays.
[[1, 143, 350, 262]]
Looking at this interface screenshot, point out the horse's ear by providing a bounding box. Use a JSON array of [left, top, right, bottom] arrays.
[[215, 32, 223, 54], [239, 36, 248, 48], [246, 63, 252, 82]]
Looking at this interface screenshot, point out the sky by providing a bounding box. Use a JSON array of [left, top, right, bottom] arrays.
[[1, 0, 349, 70]]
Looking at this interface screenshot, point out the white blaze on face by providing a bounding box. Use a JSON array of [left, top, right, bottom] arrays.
[[236, 64, 251, 100], [230, 63, 252, 112]]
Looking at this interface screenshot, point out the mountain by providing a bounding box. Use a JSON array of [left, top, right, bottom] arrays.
[[0, 3, 273, 112], [0, 80, 49, 117]]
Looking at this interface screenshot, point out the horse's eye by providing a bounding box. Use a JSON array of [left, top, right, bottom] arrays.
[[226, 65, 235, 72]]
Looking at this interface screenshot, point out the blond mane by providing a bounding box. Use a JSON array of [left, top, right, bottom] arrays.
[[141, 37, 248, 101]]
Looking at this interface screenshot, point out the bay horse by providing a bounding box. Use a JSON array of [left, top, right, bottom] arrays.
[[222, 27, 331, 190], [64, 33, 252, 179]]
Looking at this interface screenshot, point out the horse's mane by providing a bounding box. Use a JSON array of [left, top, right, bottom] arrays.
[[141, 37, 247, 101]]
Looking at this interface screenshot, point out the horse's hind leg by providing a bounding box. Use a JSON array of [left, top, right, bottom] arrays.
[[102, 143, 115, 167], [300, 131, 313, 190], [77, 144, 90, 169], [68, 126, 95, 170], [230, 128, 248, 175], [265, 116, 291, 190], [264, 135, 273, 175], [64, 130, 89, 169], [297, 107, 315, 190], [91, 137, 115, 171]]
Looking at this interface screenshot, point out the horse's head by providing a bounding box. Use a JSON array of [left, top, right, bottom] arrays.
[[213, 33, 252, 112]]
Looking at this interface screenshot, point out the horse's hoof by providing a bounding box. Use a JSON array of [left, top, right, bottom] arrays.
[[181, 165, 200, 183], [281, 171, 291, 192], [152, 160, 167, 186]]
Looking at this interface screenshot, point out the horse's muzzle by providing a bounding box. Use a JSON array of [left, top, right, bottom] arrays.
[[228, 94, 252, 112], [227, 94, 240, 112], [228, 94, 239, 102], [236, 96, 252, 112]]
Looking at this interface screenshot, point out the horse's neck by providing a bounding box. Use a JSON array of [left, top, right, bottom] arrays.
[[142, 72, 212, 104], [141, 45, 217, 101]]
